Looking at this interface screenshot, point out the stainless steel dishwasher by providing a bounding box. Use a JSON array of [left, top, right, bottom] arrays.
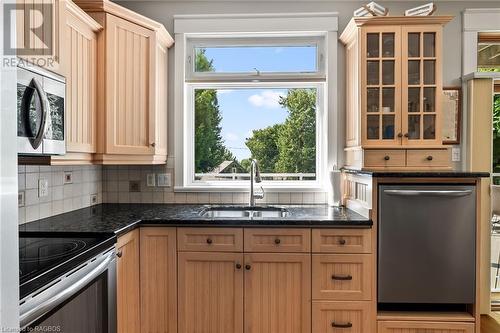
[[378, 184, 476, 306]]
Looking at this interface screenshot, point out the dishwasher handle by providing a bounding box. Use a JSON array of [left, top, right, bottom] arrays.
[[383, 189, 473, 197]]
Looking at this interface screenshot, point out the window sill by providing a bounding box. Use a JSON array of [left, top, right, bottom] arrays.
[[174, 183, 327, 193]]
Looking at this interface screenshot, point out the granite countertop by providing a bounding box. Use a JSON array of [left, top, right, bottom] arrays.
[[342, 168, 490, 178], [20, 204, 372, 237]]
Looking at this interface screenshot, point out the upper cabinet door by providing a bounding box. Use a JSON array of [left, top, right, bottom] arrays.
[[361, 26, 402, 147], [401, 25, 443, 147], [105, 14, 156, 155], [16, 0, 65, 74]]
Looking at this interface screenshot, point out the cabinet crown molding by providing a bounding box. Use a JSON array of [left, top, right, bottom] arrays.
[[66, 0, 102, 32]]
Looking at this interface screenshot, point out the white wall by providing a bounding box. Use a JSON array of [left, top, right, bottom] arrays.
[[116, 0, 500, 168]]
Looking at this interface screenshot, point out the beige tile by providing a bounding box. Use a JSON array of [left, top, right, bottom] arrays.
[[163, 192, 175, 203], [290, 192, 303, 204], [63, 184, 73, 198], [302, 192, 315, 204], [314, 192, 327, 204], [278, 192, 291, 204], [186, 193, 198, 204], [52, 200, 64, 215], [265, 192, 278, 204], [25, 173, 38, 189], [175, 193, 187, 204], [52, 172, 64, 186], [129, 192, 141, 203], [152, 192, 164, 203], [63, 198, 73, 213], [141, 192, 153, 203], [118, 192, 130, 203], [209, 192, 221, 204], [18, 174, 25, 191], [118, 181, 129, 192], [26, 205, 40, 222], [25, 189, 39, 206], [106, 192, 118, 203], [72, 197, 83, 210], [25, 166, 40, 173], [220, 193, 233, 204], [18, 207, 26, 224], [39, 203, 52, 219]]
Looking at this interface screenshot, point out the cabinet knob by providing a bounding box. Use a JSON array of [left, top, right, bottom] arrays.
[[235, 263, 242, 270], [338, 238, 346, 245], [206, 238, 213, 244], [426, 155, 433, 161], [384, 155, 390, 161], [116, 251, 123, 258], [150, 142, 156, 147], [404, 133, 409, 138], [245, 264, 252, 270], [332, 274, 353, 281], [332, 322, 353, 328], [274, 238, 281, 245], [397, 132, 403, 138]]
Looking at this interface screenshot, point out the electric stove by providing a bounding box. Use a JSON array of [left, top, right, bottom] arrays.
[[19, 232, 116, 299]]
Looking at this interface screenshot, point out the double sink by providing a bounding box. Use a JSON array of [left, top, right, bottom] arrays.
[[200, 206, 289, 218]]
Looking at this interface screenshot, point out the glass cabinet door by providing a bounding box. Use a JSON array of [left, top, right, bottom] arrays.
[[402, 26, 442, 146], [363, 28, 401, 146]]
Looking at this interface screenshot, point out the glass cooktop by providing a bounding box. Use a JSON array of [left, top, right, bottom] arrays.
[[19, 232, 116, 299]]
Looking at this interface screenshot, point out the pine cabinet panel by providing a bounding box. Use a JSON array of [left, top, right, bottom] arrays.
[[378, 321, 474, 333], [244, 228, 311, 253], [312, 229, 372, 254], [140, 228, 177, 333], [244, 253, 311, 333], [116, 229, 141, 333], [178, 252, 244, 333], [177, 228, 243, 252], [312, 301, 373, 333]]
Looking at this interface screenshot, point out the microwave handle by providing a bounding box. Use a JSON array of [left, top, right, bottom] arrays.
[[29, 77, 49, 150]]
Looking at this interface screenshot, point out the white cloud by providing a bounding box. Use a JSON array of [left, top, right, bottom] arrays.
[[248, 90, 284, 109], [225, 132, 239, 142], [217, 90, 235, 95]]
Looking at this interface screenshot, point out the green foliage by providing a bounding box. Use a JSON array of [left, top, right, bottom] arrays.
[[194, 50, 234, 173], [195, 49, 214, 73], [478, 67, 500, 73], [244, 89, 317, 174]]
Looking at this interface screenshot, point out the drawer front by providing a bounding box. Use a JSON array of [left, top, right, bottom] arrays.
[[312, 254, 372, 301], [178, 228, 243, 252], [244, 228, 311, 252], [312, 301, 373, 333], [364, 149, 406, 167], [406, 149, 450, 168], [377, 321, 474, 333], [312, 229, 372, 254]]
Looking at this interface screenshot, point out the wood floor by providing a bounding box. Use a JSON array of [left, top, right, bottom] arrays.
[[482, 314, 500, 333]]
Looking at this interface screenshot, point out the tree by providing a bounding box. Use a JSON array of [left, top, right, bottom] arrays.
[[194, 49, 234, 173], [245, 124, 281, 172], [275, 89, 316, 174]]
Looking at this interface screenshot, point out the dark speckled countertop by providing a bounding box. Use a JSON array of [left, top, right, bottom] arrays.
[[20, 204, 372, 237], [342, 168, 489, 178]]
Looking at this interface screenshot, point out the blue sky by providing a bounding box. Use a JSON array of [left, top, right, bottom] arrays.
[[196, 46, 316, 161]]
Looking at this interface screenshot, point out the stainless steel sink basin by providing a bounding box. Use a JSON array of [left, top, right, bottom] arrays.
[[200, 206, 289, 218]]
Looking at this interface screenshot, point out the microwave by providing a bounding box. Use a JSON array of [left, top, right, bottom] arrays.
[[17, 64, 66, 155]]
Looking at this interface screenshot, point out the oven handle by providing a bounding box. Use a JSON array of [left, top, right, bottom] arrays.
[[384, 189, 473, 197], [20, 249, 115, 329], [28, 77, 50, 150]]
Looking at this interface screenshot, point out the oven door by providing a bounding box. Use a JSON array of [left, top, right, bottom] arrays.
[[17, 68, 49, 155], [42, 74, 65, 155], [20, 249, 116, 333]]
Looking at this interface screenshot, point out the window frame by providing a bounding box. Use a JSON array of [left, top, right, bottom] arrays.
[[173, 13, 339, 192], [185, 34, 326, 82]]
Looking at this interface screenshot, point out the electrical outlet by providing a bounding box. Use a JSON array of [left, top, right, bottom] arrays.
[[129, 181, 140, 192], [90, 194, 98, 205], [157, 173, 171, 187], [451, 147, 461, 162], [64, 172, 73, 184], [38, 178, 49, 197], [146, 174, 156, 187], [18, 191, 25, 207]]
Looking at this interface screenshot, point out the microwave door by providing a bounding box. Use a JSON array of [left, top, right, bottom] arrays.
[[17, 75, 48, 154], [42, 74, 65, 155]]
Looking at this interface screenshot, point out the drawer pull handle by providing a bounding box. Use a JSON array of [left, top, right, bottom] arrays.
[[332, 274, 353, 281], [384, 155, 390, 161], [116, 251, 123, 258], [206, 238, 213, 244], [338, 239, 346, 245], [274, 238, 281, 245], [331, 321, 353, 328], [426, 155, 433, 161], [245, 264, 252, 270], [235, 263, 242, 270]]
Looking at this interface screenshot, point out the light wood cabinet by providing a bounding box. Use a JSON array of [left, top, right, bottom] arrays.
[[377, 321, 474, 333], [16, 0, 65, 75], [116, 229, 141, 333], [244, 253, 311, 333], [75, 0, 173, 164], [340, 16, 453, 170], [312, 229, 372, 254], [178, 252, 244, 333], [244, 228, 311, 253], [177, 228, 243, 252], [312, 301, 373, 333], [140, 228, 177, 333]]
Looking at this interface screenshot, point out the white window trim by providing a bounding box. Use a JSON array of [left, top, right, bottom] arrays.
[[174, 13, 339, 192]]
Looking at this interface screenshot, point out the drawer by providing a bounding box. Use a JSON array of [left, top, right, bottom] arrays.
[[312, 254, 372, 300], [364, 149, 405, 167], [377, 321, 474, 333], [177, 228, 243, 252], [244, 228, 311, 252], [312, 229, 372, 253], [406, 149, 450, 168], [312, 301, 373, 333]]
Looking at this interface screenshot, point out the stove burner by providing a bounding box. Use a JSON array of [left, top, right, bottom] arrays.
[[20, 239, 87, 263]]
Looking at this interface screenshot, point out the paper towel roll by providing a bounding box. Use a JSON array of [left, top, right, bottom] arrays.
[[328, 170, 342, 206]]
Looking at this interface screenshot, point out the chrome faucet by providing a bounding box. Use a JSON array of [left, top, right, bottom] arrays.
[[249, 159, 264, 206]]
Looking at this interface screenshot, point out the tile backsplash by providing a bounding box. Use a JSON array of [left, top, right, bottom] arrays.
[[18, 165, 103, 224], [102, 165, 327, 205]]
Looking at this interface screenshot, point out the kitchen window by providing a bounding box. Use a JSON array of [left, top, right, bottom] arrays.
[[174, 14, 338, 191]]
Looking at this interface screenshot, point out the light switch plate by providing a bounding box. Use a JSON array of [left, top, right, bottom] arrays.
[[90, 194, 98, 205], [146, 174, 156, 187], [18, 191, 25, 207], [451, 147, 461, 162], [157, 173, 171, 187], [38, 178, 49, 197], [64, 172, 73, 184]]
